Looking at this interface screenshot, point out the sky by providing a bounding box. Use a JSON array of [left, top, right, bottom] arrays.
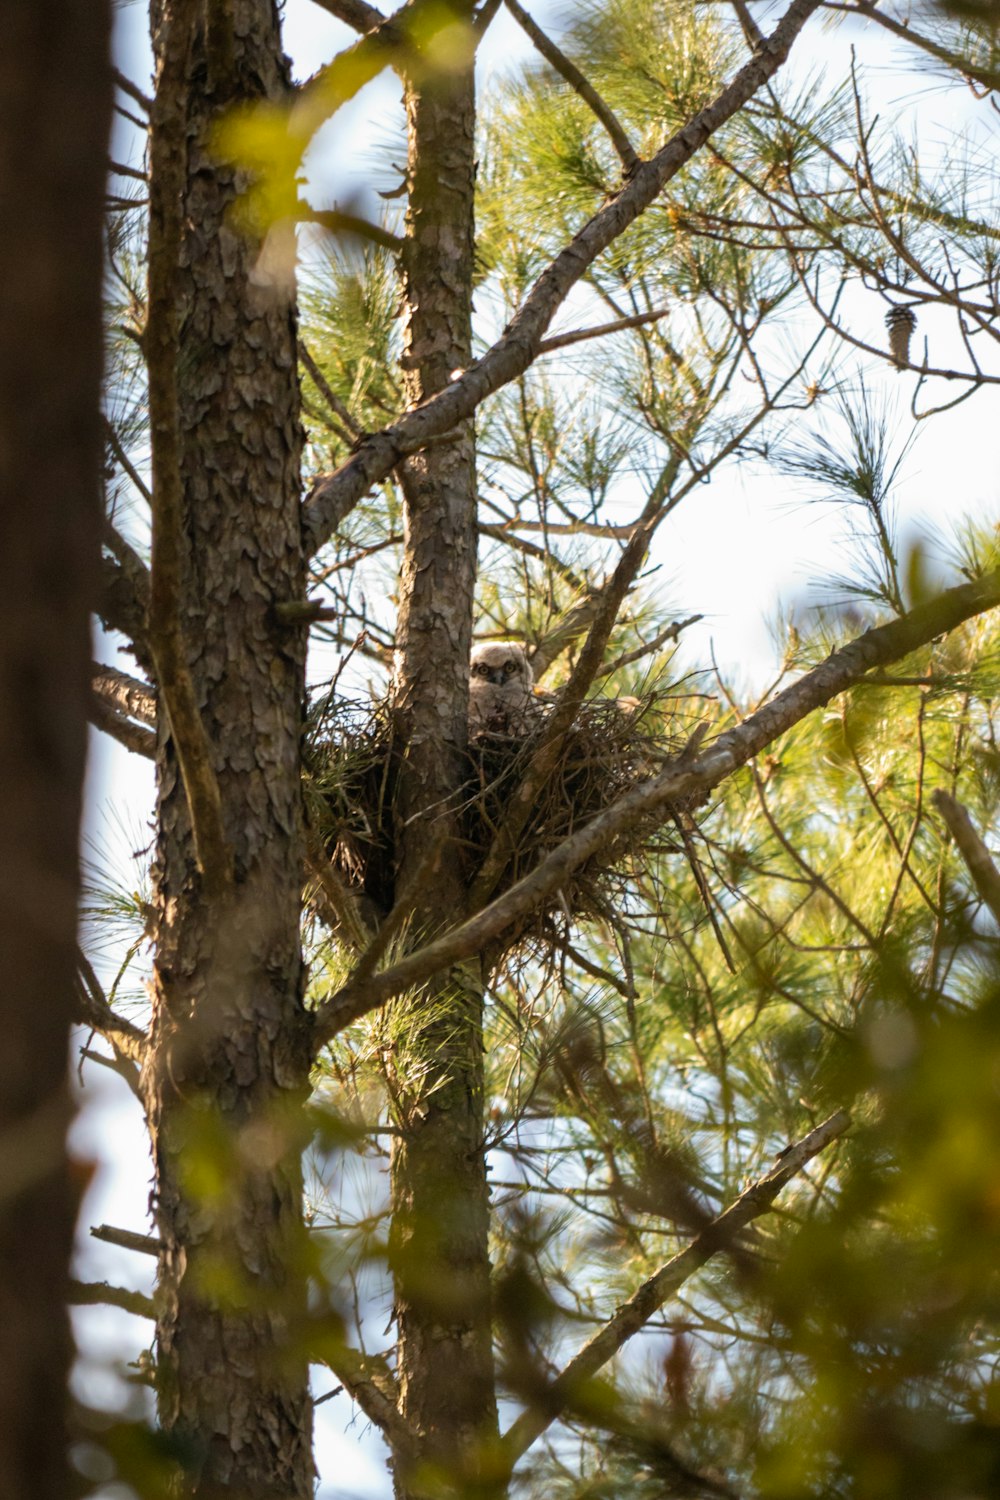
[[75, 4, 1000, 1496]]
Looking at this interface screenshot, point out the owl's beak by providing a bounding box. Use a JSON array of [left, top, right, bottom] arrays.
[[485, 668, 507, 685]]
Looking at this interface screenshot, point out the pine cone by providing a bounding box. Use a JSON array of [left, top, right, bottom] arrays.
[[885, 304, 917, 368]]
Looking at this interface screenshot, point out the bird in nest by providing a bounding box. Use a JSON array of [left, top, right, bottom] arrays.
[[468, 640, 641, 738], [468, 640, 548, 737]]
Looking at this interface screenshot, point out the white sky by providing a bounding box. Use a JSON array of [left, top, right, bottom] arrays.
[[76, 4, 999, 1496]]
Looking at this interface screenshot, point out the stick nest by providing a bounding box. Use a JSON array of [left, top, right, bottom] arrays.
[[303, 690, 687, 959]]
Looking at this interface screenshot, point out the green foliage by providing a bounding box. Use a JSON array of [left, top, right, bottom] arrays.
[[90, 0, 1000, 1495]]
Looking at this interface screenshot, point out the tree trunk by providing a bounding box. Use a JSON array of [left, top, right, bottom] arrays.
[[141, 3, 313, 1494], [0, 3, 110, 1496], [388, 8, 500, 1496]]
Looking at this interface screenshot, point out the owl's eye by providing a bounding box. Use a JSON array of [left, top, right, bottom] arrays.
[[474, 664, 489, 678], [502, 660, 517, 677]]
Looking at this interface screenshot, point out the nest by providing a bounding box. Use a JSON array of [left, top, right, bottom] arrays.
[[303, 689, 687, 960]]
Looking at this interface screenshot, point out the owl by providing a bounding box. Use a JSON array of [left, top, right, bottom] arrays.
[[468, 641, 543, 737]]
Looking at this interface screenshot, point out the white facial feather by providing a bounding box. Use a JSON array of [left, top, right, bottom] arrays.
[[468, 641, 537, 736]]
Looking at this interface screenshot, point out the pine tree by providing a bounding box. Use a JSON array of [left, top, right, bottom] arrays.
[[82, 2, 1000, 1496]]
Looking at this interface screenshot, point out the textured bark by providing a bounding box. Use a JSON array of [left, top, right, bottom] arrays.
[[387, 8, 500, 1493], [141, 3, 313, 1494], [0, 2, 110, 1496]]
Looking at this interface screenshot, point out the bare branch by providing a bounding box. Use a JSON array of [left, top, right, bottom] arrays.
[[113, 67, 152, 112], [301, 343, 362, 440], [92, 662, 156, 725], [69, 1279, 155, 1320], [301, 206, 404, 254], [729, 0, 766, 50], [89, 692, 156, 758], [597, 615, 703, 678], [79, 1047, 142, 1098], [834, 0, 1000, 93], [74, 949, 148, 1065], [502, 1110, 851, 1465], [931, 789, 1000, 926], [312, 567, 1000, 1045], [104, 414, 152, 505], [536, 306, 670, 356], [91, 1224, 164, 1257], [302, 0, 824, 554], [502, 0, 639, 175], [307, 0, 386, 30]]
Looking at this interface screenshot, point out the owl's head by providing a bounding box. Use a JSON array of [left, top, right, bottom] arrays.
[[470, 641, 533, 689]]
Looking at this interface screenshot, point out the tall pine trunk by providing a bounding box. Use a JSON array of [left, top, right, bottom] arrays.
[[388, 6, 500, 1494], [0, 4, 110, 1495], [141, 2, 313, 1493]]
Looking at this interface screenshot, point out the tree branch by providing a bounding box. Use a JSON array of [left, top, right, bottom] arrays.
[[113, 66, 152, 113], [88, 692, 156, 758], [302, 0, 823, 554], [536, 306, 669, 356], [68, 1279, 155, 1319], [931, 788, 1000, 926], [307, 0, 386, 30], [312, 567, 1000, 1045], [319, 1343, 415, 1458], [501, 1110, 851, 1465], [92, 662, 156, 724], [301, 342, 362, 440], [74, 949, 148, 1065], [502, 0, 639, 175], [91, 1224, 163, 1257], [837, 0, 1000, 92], [301, 206, 404, 253]]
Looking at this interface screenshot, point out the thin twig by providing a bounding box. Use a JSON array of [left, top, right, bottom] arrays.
[[596, 615, 703, 678], [301, 343, 362, 439], [104, 414, 152, 504], [502, 0, 639, 175], [536, 306, 670, 355]]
